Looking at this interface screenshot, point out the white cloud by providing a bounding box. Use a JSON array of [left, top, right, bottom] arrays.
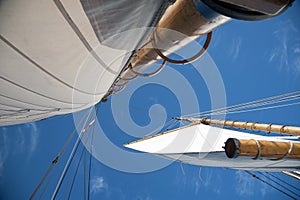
[[229, 37, 242, 61], [294, 47, 300, 53], [268, 20, 300, 74], [25, 123, 39, 154], [235, 170, 255, 196], [135, 195, 153, 200], [193, 167, 220, 195], [0, 122, 39, 177], [91, 176, 108, 194], [235, 170, 268, 197]]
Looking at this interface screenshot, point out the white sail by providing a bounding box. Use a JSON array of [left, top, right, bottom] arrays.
[[125, 123, 300, 171], [0, 0, 170, 126]]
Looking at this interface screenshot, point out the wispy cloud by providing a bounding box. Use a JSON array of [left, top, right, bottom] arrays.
[[91, 176, 108, 194], [135, 195, 153, 200], [229, 37, 242, 61], [175, 166, 222, 195], [235, 170, 268, 197], [25, 123, 39, 154], [268, 20, 300, 74], [235, 170, 255, 196], [0, 122, 39, 177]]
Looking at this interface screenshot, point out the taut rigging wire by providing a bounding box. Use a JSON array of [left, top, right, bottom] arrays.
[[87, 122, 95, 200], [51, 108, 94, 200], [181, 90, 300, 118], [87, 105, 99, 200], [267, 172, 300, 192], [258, 172, 300, 198], [29, 110, 90, 200], [245, 171, 297, 200], [84, 148, 87, 200], [66, 146, 86, 200], [207, 101, 300, 116], [38, 169, 55, 200]]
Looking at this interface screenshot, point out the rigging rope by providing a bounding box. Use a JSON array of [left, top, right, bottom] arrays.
[[84, 148, 87, 200], [67, 146, 86, 200], [104, 30, 212, 100], [87, 105, 99, 200], [245, 171, 297, 200], [87, 124, 94, 200], [38, 169, 55, 200], [194, 92, 300, 117], [181, 90, 300, 118], [51, 108, 94, 200], [201, 93, 300, 117], [258, 172, 300, 198], [208, 101, 300, 116], [270, 173, 300, 192], [29, 110, 90, 200]]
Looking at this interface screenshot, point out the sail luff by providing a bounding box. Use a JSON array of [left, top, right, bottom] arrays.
[[176, 117, 300, 136]]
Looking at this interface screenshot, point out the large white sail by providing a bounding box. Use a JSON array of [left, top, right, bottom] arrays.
[[125, 123, 300, 171], [0, 0, 172, 126]]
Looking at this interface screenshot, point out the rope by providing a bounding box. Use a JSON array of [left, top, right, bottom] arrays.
[[206, 94, 300, 117], [29, 110, 90, 200], [87, 104, 99, 200], [183, 91, 300, 117], [142, 118, 180, 137], [245, 171, 296, 200], [269, 173, 300, 192], [84, 148, 87, 200], [87, 126, 94, 200], [104, 30, 212, 99], [207, 95, 300, 117], [210, 101, 300, 117], [67, 146, 86, 200], [38, 169, 55, 200], [51, 108, 94, 200], [181, 90, 300, 118], [258, 172, 300, 198]]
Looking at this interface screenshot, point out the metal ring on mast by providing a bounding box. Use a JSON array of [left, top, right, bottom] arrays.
[[271, 141, 294, 161], [266, 124, 272, 134], [129, 60, 167, 77], [252, 140, 261, 160], [152, 31, 212, 64]]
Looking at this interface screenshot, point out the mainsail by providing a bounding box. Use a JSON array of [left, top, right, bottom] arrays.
[[0, 0, 173, 126]]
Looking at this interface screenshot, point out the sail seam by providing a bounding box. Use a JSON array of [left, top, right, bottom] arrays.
[[53, 0, 118, 75], [0, 34, 107, 96], [0, 75, 85, 105]]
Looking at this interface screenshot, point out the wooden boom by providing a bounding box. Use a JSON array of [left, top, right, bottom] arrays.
[[225, 138, 300, 160]]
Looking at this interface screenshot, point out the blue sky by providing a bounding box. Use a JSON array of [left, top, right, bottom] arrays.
[[1, 2, 300, 200]]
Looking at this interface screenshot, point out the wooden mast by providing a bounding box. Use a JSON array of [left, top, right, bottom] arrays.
[[175, 117, 300, 136]]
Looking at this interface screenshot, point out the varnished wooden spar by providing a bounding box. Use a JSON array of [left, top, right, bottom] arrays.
[[176, 117, 300, 136], [225, 138, 300, 160], [109, 0, 230, 94]]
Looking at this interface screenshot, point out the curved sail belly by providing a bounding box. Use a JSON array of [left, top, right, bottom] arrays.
[[0, 0, 168, 126]]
